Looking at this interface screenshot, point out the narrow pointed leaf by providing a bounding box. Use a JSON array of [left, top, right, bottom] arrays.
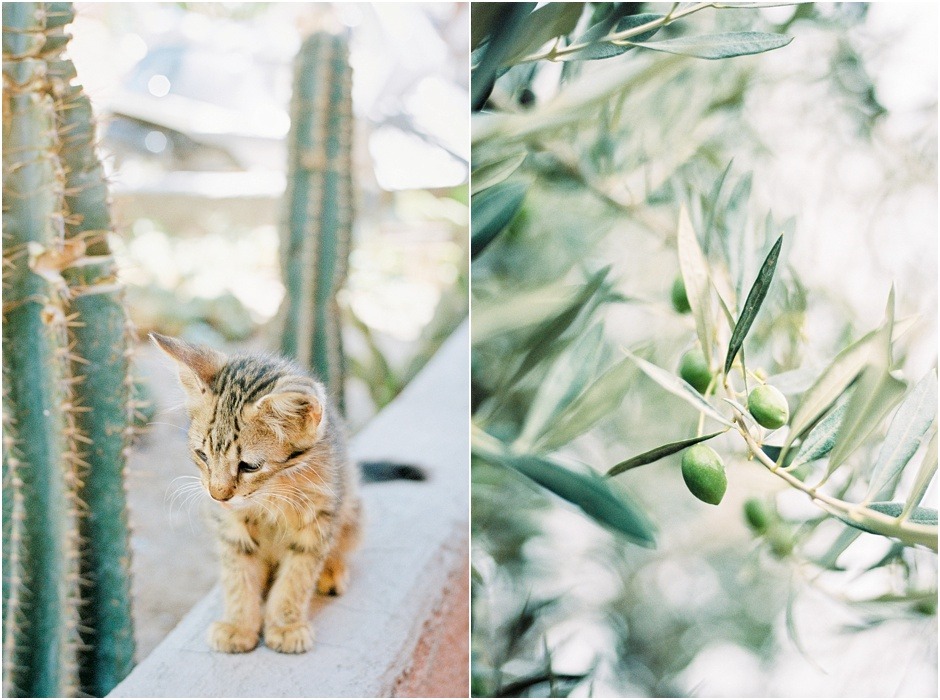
[[703, 159, 734, 245], [626, 351, 733, 427], [607, 431, 724, 477], [563, 13, 665, 61], [792, 400, 848, 472], [901, 430, 937, 519], [471, 2, 535, 109], [836, 502, 938, 532], [471, 149, 526, 194], [785, 305, 914, 448], [506, 454, 657, 547], [833, 503, 938, 550], [508, 267, 610, 387], [504, 2, 584, 64], [472, 282, 576, 342], [865, 372, 937, 499], [677, 206, 714, 367], [713, 277, 737, 328], [827, 290, 902, 469], [626, 31, 793, 60], [814, 526, 862, 571], [827, 366, 906, 470], [536, 356, 636, 452], [724, 235, 783, 374], [721, 396, 763, 432], [518, 324, 606, 447], [471, 180, 527, 258], [787, 333, 872, 446]]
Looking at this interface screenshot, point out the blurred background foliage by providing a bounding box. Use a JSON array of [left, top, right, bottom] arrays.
[[470, 2, 936, 697], [71, 1, 469, 428]]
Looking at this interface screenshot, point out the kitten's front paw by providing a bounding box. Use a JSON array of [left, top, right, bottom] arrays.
[[208, 621, 260, 653], [264, 623, 314, 653], [316, 560, 349, 597]]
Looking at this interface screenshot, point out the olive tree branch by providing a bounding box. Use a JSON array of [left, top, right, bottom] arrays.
[[727, 405, 937, 551], [518, 2, 716, 64]]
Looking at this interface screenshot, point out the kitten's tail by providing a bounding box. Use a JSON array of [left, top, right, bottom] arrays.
[[359, 460, 426, 483]]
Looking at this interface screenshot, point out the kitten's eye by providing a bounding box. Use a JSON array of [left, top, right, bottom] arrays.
[[238, 461, 261, 473], [195, 449, 208, 463], [285, 450, 306, 462]]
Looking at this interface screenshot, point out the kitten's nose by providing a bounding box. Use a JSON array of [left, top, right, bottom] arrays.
[[209, 486, 234, 502]]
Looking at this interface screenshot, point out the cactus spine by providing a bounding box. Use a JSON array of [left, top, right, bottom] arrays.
[[280, 32, 354, 411], [2, 3, 135, 697]]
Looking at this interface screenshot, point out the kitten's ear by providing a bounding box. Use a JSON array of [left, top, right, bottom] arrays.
[[252, 390, 325, 440], [150, 333, 225, 399]]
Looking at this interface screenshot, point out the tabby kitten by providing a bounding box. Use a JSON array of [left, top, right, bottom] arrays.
[[152, 333, 361, 654]]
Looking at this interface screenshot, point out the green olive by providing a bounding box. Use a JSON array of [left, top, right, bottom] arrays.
[[671, 276, 691, 314], [681, 444, 727, 505], [743, 498, 770, 533], [679, 348, 712, 394], [747, 384, 790, 429], [767, 525, 794, 558]]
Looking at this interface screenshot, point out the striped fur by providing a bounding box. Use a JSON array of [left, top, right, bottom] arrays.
[[151, 333, 361, 654]]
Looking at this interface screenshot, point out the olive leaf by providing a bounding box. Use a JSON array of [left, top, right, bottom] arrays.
[[724, 234, 783, 375], [677, 205, 715, 368], [507, 266, 611, 388], [702, 159, 735, 248], [504, 454, 657, 547], [561, 13, 665, 61], [827, 289, 905, 470], [836, 502, 938, 534], [790, 399, 848, 472], [471, 2, 535, 109], [471, 180, 527, 258], [784, 299, 915, 450], [472, 282, 577, 342], [814, 526, 862, 571], [503, 2, 584, 65], [471, 2, 515, 50], [533, 356, 636, 452], [712, 274, 737, 329], [625, 351, 733, 427], [606, 431, 725, 477], [901, 429, 938, 520], [864, 371, 937, 500], [471, 52, 685, 146], [471, 149, 527, 194], [827, 366, 906, 472], [517, 324, 606, 448], [626, 31, 793, 60], [786, 334, 872, 446]]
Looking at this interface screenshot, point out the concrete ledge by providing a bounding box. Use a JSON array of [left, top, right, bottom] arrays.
[[109, 323, 469, 698]]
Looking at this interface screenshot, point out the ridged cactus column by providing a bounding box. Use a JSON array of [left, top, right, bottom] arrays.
[[48, 6, 136, 694], [280, 32, 354, 411], [2, 3, 81, 696], [2, 3, 136, 697]]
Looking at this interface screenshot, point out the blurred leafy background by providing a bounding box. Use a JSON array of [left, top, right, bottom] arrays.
[[67, 2, 468, 656], [470, 2, 936, 697]]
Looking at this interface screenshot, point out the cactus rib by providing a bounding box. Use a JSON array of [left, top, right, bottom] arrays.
[[280, 32, 354, 411]]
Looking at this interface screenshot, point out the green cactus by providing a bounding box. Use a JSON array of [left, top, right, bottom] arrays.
[[2, 6, 81, 696], [2, 3, 135, 696], [51, 31, 136, 700], [280, 32, 354, 411]]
